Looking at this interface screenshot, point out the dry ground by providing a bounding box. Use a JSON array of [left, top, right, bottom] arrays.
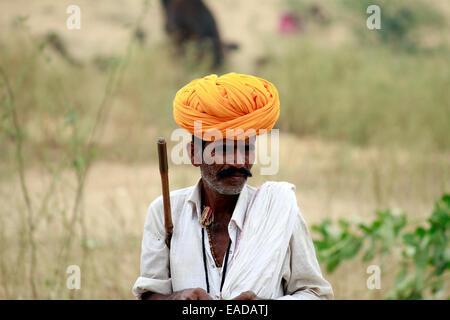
[[1, 133, 448, 299]]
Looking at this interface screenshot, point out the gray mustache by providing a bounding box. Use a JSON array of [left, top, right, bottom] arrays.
[[217, 166, 252, 179]]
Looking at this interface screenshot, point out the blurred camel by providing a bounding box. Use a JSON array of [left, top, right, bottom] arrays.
[[160, 0, 238, 69]]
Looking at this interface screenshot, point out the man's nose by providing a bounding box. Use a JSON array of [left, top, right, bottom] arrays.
[[232, 147, 246, 168], [223, 144, 247, 167]]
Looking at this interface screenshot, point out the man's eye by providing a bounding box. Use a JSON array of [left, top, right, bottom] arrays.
[[242, 144, 255, 152], [224, 145, 233, 153]]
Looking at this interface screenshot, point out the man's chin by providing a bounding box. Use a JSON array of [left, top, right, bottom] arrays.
[[215, 177, 247, 195]]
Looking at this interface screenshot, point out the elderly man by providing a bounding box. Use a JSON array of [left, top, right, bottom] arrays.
[[132, 73, 333, 300]]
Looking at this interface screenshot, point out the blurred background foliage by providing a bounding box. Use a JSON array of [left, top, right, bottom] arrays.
[[313, 194, 449, 299]]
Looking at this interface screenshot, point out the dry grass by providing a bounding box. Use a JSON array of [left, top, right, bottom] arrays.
[[1, 135, 448, 299]]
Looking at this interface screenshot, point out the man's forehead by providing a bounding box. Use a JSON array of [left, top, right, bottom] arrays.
[[207, 138, 254, 146]]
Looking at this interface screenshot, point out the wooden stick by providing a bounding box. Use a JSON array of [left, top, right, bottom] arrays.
[[157, 137, 173, 249]]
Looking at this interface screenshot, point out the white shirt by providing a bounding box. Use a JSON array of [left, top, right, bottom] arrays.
[[132, 179, 334, 300]]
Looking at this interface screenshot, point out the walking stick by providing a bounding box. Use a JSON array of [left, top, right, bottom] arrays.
[[157, 137, 173, 249]]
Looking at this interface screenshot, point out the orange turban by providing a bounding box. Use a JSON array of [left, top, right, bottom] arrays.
[[173, 72, 280, 141]]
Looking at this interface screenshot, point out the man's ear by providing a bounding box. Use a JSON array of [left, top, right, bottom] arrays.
[[188, 141, 201, 167]]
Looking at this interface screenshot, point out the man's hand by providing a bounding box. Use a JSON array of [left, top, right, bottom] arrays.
[[169, 288, 213, 300], [231, 291, 261, 300], [143, 288, 213, 300]]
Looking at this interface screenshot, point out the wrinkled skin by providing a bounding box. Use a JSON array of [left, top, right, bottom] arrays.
[[194, 138, 255, 196]]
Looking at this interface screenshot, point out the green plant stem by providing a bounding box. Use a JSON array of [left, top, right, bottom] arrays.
[[55, 1, 150, 297], [0, 67, 37, 299]]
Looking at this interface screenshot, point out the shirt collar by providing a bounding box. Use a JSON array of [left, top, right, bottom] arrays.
[[187, 178, 203, 219], [187, 178, 250, 231]]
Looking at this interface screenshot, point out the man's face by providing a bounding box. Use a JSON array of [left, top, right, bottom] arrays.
[[190, 138, 255, 195]]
